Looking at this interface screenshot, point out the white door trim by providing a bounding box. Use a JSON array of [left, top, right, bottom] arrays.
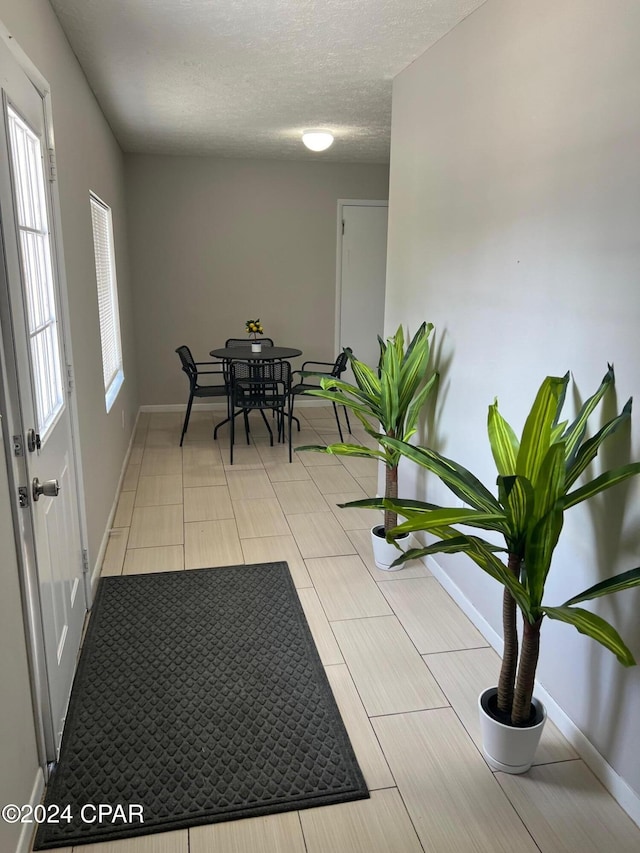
[[0, 22, 90, 771], [334, 199, 389, 357]]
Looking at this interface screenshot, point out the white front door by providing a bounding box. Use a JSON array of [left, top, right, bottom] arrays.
[[338, 202, 388, 378], [0, 38, 86, 759]]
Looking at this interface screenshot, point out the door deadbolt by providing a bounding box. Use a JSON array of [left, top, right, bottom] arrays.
[[32, 478, 60, 502], [27, 429, 41, 452]]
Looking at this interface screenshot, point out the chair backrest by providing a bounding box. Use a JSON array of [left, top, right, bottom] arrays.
[[225, 337, 274, 348], [230, 360, 291, 404], [175, 345, 197, 387], [331, 348, 352, 378]]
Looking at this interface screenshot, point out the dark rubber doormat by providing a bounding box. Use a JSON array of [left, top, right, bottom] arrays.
[[34, 562, 368, 849]]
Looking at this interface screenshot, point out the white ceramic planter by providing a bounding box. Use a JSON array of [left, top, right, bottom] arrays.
[[478, 687, 546, 774], [370, 525, 410, 571], [251, 342, 262, 352]]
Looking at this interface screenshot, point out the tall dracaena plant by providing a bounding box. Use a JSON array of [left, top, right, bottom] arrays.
[[345, 366, 640, 725], [296, 322, 439, 533]]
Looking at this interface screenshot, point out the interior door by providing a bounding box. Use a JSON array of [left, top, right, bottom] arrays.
[[338, 203, 388, 379], [0, 39, 86, 760]]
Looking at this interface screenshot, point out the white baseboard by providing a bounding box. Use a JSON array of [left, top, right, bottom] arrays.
[[533, 681, 640, 828], [90, 410, 141, 595], [15, 768, 45, 853], [424, 553, 640, 829]]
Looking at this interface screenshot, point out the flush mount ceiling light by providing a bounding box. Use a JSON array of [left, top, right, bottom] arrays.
[[302, 130, 334, 152]]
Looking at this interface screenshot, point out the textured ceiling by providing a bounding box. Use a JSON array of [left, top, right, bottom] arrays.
[[49, 0, 486, 162]]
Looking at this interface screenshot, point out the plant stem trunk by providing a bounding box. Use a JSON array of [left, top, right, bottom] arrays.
[[497, 553, 521, 717], [512, 616, 542, 726], [384, 464, 398, 534]]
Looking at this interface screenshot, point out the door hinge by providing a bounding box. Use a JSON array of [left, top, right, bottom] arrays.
[[66, 363, 74, 394], [342, 220, 345, 235], [47, 147, 57, 182], [82, 548, 89, 574], [18, 486, 29, 508], [13, 434, 24, 456]]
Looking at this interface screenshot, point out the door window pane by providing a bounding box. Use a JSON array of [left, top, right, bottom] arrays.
[[7, 104, 64, 436]]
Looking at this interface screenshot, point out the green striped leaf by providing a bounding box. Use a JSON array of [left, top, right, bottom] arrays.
[[387, 539, 509, 570], [524, 500, 564, 607], [386, 535, 489, 569], [380, 367, 398, 437], [562, 364, 614, 465], [488, 401, 519, 476], [543, 606, 636, 666], [550, 420, 568, 443], [532, 442, 566, 524], [303, 388, 380, 421], [566, 399, 633, 487], [390, 325, 404, 377], [381, 525, 526, 608], [387, 522, 528, 603], [376, 335, 386, 372], [456, 536, 533, 618], [497, 475, 534, 549], [398, 323, 432, 414], [348, 358, 381, 401], [295, 443, 387, 461], [516, 375, 567, 485], [404, 372, 439, 439], [391, 507, 508, 536], [381, 437, 503, 514], [563, 462, 640, 509], [403, 321, 433, 365], [562, 567, 640, 606], [552, 371, 571, 425], [318, 376, 379, 409], [311, 379, 373, 407], [339, 497, 441, 516]]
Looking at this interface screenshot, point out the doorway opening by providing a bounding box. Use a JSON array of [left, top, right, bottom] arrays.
[[335, 199, 389, 379]]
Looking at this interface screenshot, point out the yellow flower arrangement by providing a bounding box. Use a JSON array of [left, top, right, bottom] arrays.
[[245, 318, 264, 340]]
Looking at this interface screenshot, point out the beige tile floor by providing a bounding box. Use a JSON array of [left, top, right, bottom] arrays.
[[42, 407, 640, 853]]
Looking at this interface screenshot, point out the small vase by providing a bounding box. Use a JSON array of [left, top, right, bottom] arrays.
[[251, 342, 262, 353]]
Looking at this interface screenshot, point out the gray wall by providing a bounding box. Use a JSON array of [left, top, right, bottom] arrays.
[[124, 155, 389, 404], [0, 2, 138, 843], [0, 2, 139, 566], [387, 0, 640, 796]]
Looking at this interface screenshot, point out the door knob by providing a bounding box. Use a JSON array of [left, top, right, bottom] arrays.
[[32, 478, 60, 502]]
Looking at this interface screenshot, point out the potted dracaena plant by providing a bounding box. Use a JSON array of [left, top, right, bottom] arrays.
[[296, 322, 439, 569], [345, 365, 640, 771]]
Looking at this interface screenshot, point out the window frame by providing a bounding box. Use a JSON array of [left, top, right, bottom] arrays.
[[89, 191, 124, 412]]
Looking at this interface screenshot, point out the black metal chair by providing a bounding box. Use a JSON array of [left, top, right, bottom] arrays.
[[212, 338, 277, 440], [289, 351, 352, 457], [175, 345, 228, 446], [229, 360, 291, 464]]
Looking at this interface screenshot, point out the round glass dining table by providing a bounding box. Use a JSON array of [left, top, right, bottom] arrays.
[[210, 345, 302, 360]]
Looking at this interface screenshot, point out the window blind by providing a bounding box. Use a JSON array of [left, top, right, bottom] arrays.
[[90, 194, 124, 410]]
